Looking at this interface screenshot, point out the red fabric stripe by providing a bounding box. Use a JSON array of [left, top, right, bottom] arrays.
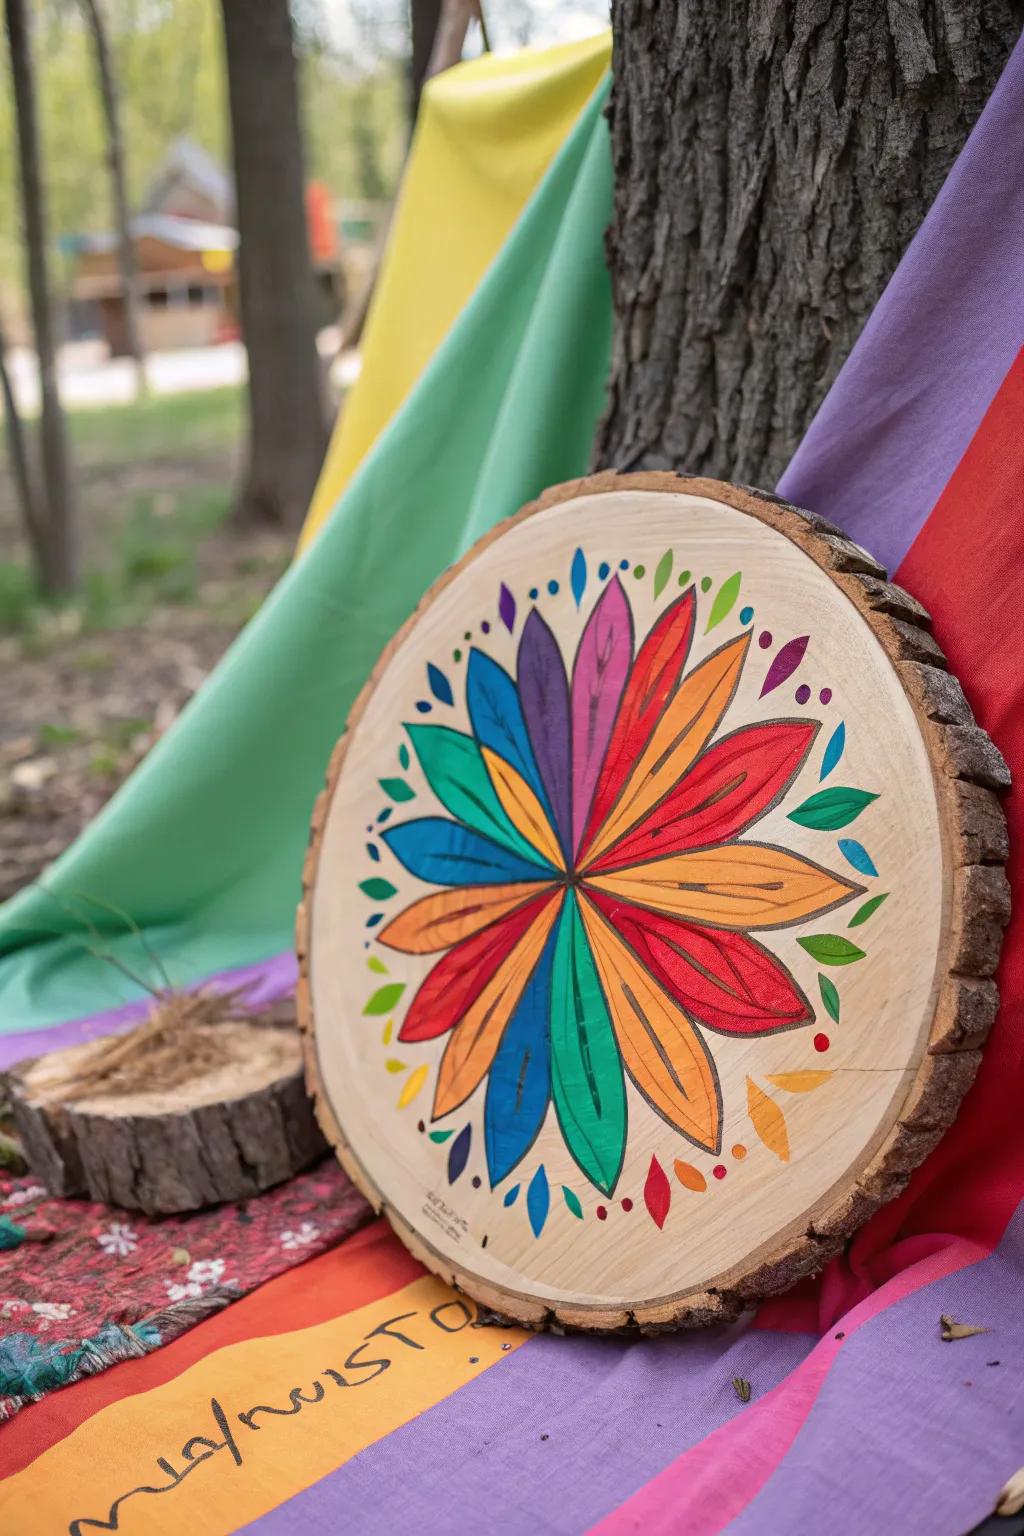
[[3, 1218, 420, 1478]]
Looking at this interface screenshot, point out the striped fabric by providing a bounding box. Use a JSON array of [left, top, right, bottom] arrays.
[[3, 33, 1024, 1536]]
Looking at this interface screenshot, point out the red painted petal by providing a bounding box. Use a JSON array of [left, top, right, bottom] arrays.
[[398, 887, 557, 1042], [590, 719, 818, 872], [579, 588, 696, 860], [643, 1154, 672, 1230], [590, 890, 812, 1035]]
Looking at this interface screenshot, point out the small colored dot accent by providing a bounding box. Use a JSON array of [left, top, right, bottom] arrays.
[[481, 1235, 488, 1248], [472, 1175, 481, 1189], [759, 630, 773, 649], [464, 631, 472, 641], [417, 1120, 425, 1133], [621, 1197, 633, 1212], [529, 587, 539, 600], [814, 1033, 831, 1052], [739, 605, 754, 624], [453, 648, 462, 662], [598, 561, 610, 580], [731, 1144, 747, 1160], [619, 558, 629, 570], [596, 1205, 608, 1221], [415, 700, 432, 713], [795, 684, 811, 705], [678, 569, 691, 586], [633, 564, 646, 579], [481, 620, 491, 634], [819, 687, 833, 705], [712, 1164, 727, 1180], [547, 580, 559, 595], [700, 576, 712, 593]]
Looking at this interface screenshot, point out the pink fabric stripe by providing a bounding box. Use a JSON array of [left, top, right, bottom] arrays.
[[590, 1233, 986, 1536]]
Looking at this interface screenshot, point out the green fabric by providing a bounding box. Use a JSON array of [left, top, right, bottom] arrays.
[[0, 82, 613, 1032]]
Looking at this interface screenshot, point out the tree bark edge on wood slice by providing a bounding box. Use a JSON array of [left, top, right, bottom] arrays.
[[7, 997, 326, 1215], [297, 473, 1010, 1332]]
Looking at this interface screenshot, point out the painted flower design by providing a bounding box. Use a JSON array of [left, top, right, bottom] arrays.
[[279, 1221, 321, 1251], [96, 1222, 138, 1257], [379, 579, 861, 1195]]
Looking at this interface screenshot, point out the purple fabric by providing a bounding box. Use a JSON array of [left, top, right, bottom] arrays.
[[241, 1324, 813, 1535], [778, 31, 1024, 574], [727, 1207, 1024, 1536], [0, 951, 296, 1070]]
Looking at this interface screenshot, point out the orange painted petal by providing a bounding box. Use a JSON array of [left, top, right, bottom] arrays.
[[378, 882, 547, 954], [585, 631, 751, 865], [433, 890, 563, 1119], [481, 747, 564, 870], [588, 842, 861, 930], [578, 895, 720, 1154]]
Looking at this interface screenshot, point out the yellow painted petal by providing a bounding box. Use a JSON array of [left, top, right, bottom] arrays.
[[585, 631, 750, 863], [578, 896, 720, 1154], [398, 1063, 428, 1108], [746, 1077, 790, 1160], [378, 881, 547, 954], [588, 842, 860, 930], [481, 747, 564, 870], [766, 1071, 832, 1093], [433, 891, 563, 1118]]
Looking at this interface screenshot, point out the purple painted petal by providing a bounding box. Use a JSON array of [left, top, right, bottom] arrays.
[[760, 634, 809, 698], [498, 582, 517, 634], [570, 577, 633, 854], [517, 609, 572, 858]]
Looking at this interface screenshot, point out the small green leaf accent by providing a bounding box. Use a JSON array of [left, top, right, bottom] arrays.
[[385, 1058, 407, 1073], [359, 877, 398, 900], [818, 973, 840, 1023], [379, 777, 415, 802], [367, 956, 388, 974], [363, 983, 406, 1015], [562, 1186, 584, 1220], [653, 549, 674, 599], [788, 786, 879, 831], [398, 744, 410, 770], [429, 1129, 454, 1144], [706, 571, 741, 632], [798, 935, 866, 967], [849, 893, 889, 927]]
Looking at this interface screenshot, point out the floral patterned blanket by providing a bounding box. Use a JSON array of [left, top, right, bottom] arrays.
[[0, 1161, 370, 1418]]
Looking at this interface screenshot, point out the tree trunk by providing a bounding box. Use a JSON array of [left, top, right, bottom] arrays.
[[5, 0, 78, 595], [80, 0, 146, 393], [410, 0, 442, 126], [219, 0, 329, 529], [426, 0, 488, 80], [0, 309, 44, 577], [595, 1, 1023, 488]]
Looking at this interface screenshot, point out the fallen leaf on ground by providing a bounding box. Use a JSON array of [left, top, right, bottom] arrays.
[[732, 1376, 752, 1403], [940, 1313, 989, 1341]]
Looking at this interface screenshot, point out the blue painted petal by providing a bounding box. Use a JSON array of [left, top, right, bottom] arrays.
[[465, 649, 550, 812], [838, 837, 878, 877], [571, 547, 587, 609], [526, 1164, 550, 1238], [820, 721, 846, 781], [427, 662, 454, 706], [484, 919, 556, 1187], [382, 818, 549, 886], [447, 1124, 471, 1183]]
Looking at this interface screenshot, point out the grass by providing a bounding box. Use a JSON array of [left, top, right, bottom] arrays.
[[68, 385, 244, 467]]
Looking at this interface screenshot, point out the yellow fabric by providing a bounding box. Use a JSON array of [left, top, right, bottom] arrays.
[[298, 31, 611, 551], [2, 1277, 527, 1534]]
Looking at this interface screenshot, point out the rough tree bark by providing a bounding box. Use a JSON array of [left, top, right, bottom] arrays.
[[220, 0, 329, 528], [0, 309, 43, 573], [5, 0, 78, 595], [410, 0, 442, 125], [80, 0, 146, 392], [595, 1, 1023, 488]]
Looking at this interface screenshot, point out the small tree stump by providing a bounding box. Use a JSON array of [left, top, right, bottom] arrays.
[[7, 998, 325, 1214]]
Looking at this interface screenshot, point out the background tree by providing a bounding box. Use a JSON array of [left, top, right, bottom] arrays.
[[595, 1, 1024, 488], [4, 0, 77, 595], [219, 0, 329, 529], [409, 0, 442, 125], [79, 0, 146, 393]]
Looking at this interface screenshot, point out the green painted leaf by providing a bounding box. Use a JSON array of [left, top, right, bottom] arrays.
[[405, 723, 549, 868], [562, 1186, 584, 1219], [363, 983, 406, 1015], [706, 571, 742, 632], [787, 786, 879, 831], [550, 896, 626, 1196], [653, 548, 674, 599], [398, 744, 410, 770], [359, 877, 398, 900], [429, 1129, 454, 1143], [367, 956, 389, 974], [818, 973, 840, 1024], [379, 777, 415, 803], [849, 893, 889, 927], [798, 935, 866, 967]]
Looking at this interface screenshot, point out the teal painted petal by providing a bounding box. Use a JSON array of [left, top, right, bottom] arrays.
[[550, 894, 627, 1196], [406, 723, 553, 869], [527, 1164, 550, 1237]]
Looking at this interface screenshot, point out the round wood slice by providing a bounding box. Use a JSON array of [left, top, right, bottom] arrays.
[[8, 1001, 326, 1214], [299, 473, 1010, 1330]]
